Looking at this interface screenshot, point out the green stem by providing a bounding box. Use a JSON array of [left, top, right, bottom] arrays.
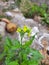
[[20, 37, 23, 64]]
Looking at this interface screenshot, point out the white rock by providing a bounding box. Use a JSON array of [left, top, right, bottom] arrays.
[[5, 11, 13, 17], [35, 35, 38, 39], [38, 24, 41, 26], [31, 27, 39, 36], [13, 8, 21, 13]]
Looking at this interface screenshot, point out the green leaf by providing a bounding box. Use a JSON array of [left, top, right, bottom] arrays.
[[31, 49, 43, 62], [4, 37, 13, 52], [5, 37, 13, 47], [7, 61, 19, 65], [23, 36, 35, 47], [0, 51, 5, 60], [46, 19, 49, 24], [21, 61, 27, 65], [28, 60, 38, 65], [11, 39, 21, 50]]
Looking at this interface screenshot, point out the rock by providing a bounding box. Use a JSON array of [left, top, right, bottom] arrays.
[[25, 19, 38, 28], [31, 26, 39, 36], [39, 33, 49, 65], [0, 2, 4, 11], [5, 11, 14, 17], [8, 0, 15, 4], [46, 27, 49, 30], [12, 16, 38, 28], [12, 8, 21, 13], [0, 21, 6, 36], [40, 47, 49, 65], [7, 1, 16, 9], [38, 24, 41, 26], [38, 33, 49, 48], [34, 15, 42, 22], [12, 14, 25, 27]]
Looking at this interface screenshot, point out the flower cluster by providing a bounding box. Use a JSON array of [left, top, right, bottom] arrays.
[[17, 25, 31, 37], [17, 25, 30, 33], [17, 26, 39, 37]]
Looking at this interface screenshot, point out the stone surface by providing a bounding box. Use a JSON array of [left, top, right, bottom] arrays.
[[12, 13, 25, 27], [12, 8, 21, 13], [5, 11, 14, 17], [31, 27, 39, 36], [40, 44, 49, 65], [0, 21, 6, 37]]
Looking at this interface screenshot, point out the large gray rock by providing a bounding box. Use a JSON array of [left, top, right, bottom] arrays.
[[5, 11, 14, 17], [25, 19, 38, 28], [0, 21, 6, 37], [12, 13, 25, 27], [0, 21, 6, 53]]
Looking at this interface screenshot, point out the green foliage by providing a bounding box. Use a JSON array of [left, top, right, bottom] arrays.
[[0, 27, 43, 65], [39, 4, 49, 25], [41, 4, 48, 12], [41, 13, 49, 25], [20, 0, 33, 18], [0, 14, 12, 20], [0, 34, 2, 41], [20, 1, 49, 25], [20, 0, 47, 18], [15, 0, 21, 7], [0, 15, 6, 18], [2, 8, 9, 12], [7, 61, 19, 65]]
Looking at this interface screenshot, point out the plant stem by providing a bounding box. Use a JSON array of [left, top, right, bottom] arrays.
[[20, 37, 23, 64]]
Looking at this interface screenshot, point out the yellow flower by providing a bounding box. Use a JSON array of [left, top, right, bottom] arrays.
[[17, 27, 21, 32], [23, 25, 28, 32]]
